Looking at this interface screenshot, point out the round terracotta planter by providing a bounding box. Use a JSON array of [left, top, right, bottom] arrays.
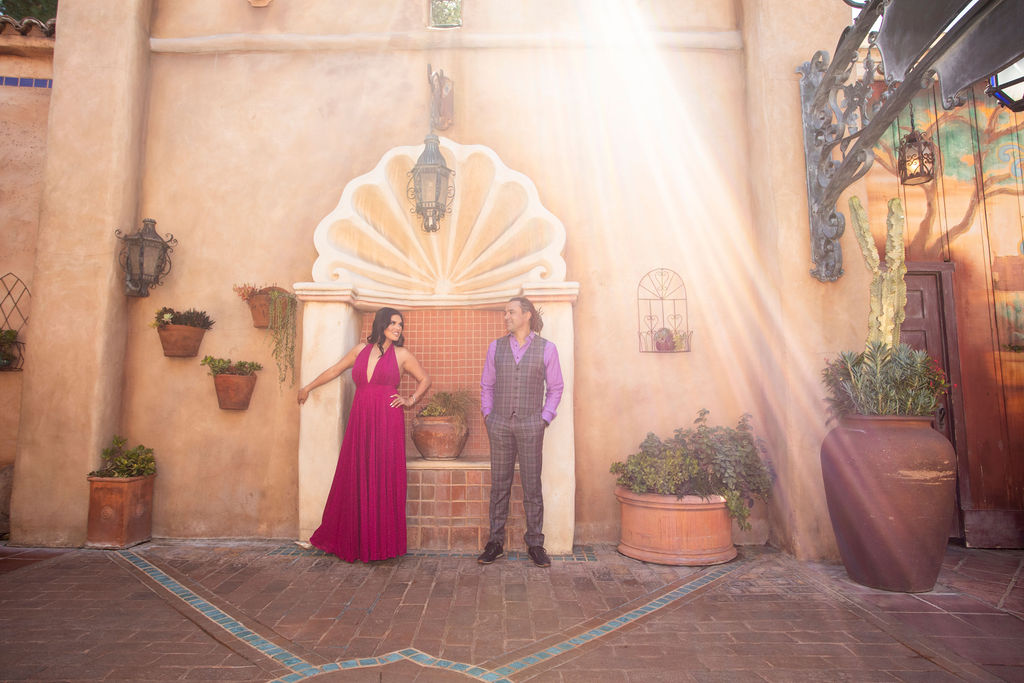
[[614, 486, 737, 566], [212, 374, 258, 410], [246, 287, 288, 328], [820, 415, 955, 592], [156, 324, 207, 357], [411, 416, 469, 460]]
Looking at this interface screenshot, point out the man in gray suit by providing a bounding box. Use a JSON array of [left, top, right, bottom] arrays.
[[478, 296, 563, 567]]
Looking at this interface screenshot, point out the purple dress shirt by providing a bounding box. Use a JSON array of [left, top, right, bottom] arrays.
[[480, 332, 564, 424]]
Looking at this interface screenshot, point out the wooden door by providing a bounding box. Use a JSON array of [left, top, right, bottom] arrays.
[[902, 263, 969, 538]]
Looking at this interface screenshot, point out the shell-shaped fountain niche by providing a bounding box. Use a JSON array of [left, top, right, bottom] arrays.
[[309, 138, 568, 304], [295, 138, 578, 553]]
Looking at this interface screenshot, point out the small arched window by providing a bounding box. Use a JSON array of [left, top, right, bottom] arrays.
[[637, 268, 692, 353]]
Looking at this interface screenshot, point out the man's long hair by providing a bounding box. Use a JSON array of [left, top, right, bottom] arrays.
[[367, 307, 405, 353], [509, 296, 543, 333]]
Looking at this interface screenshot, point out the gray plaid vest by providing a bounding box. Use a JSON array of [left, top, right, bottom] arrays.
[[493, 335, 547, 418]]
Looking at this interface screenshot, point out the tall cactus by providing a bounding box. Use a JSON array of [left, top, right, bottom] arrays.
[[848, 196, 906, 348]]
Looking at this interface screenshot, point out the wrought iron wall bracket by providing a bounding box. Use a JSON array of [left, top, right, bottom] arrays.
[[797, 0, 885, 282], [798, 0, 1024, 282]]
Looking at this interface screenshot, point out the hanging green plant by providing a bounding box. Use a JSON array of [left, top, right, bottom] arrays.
[[268, 288, 298, 386]]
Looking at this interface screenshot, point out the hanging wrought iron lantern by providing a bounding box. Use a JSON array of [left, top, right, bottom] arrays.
[[407, 133, 455, 233], [115, 218, 177, 297], [897, 106, 935, 186], [986, 58, 1024, 113]]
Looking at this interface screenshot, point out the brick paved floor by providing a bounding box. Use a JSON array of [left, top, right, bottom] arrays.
[[0, 541, 1021, 681]]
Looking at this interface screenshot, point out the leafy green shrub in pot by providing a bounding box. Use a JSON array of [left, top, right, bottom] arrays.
[[610, 409, 773, 529], [89, 435, 156, 478], [417, 390, 478, 427]]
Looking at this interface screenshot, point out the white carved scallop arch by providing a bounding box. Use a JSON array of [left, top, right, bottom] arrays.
[[311, 137, 568, 305], [296, 138, 577, 553]]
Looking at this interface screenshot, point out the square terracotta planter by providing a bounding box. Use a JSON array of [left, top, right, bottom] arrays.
[[85, 475, 155, 549]]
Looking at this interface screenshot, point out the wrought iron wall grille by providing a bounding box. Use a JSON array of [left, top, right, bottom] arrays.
[[0, 272, 30, 371], [637, 268, 692, 353]]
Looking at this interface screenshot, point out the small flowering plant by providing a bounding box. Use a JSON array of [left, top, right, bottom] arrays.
[[821, 341, 948, 420]]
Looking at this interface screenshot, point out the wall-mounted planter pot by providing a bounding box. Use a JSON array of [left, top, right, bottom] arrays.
[[246, 286, 288, 328], [213, 374, 257, 410], [85, 474, 155, 549], [614, 486, 736, 566], [156, 325, 207, 357], [0, 340, 24, 370]]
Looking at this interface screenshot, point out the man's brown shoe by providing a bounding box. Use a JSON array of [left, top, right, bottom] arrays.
[[528, 545, 551, 567], [477, 541, 504, 564]]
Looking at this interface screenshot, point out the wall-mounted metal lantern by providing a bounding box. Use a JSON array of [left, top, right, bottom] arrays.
[[986, 58, 1024, 112], [408, 134, 455, 233], [115, 218, 176, 297], [407, 65, 455, 233], [897, 106, 935, 186]]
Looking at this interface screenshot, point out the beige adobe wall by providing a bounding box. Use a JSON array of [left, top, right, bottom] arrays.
[[11, 0, 863, 556], [741, 0, 868, 560], [0, 41, 52, 468], [133, 0, 769, 544]]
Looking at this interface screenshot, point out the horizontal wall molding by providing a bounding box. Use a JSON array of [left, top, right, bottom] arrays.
[[151, 29, 743, 55]]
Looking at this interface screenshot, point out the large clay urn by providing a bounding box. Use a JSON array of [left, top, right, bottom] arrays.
[[411, 416, 468, 460], [614, 487, 736, 566], [820, 415, 955, 592], [156, 324, 207, 357]]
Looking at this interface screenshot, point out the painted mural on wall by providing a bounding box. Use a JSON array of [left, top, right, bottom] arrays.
[[868, 81, 1024, 511]]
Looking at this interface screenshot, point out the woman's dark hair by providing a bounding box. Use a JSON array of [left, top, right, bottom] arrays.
[[509, 296, 543, 333], [367, 307, 405, 352]]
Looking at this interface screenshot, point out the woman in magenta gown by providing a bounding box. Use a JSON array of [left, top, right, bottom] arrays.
[[297, 308, 430, 562]]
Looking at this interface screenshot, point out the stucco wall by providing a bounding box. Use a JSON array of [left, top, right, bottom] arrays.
[[9, 0, 857, 556], [0, 44, 51, 468]]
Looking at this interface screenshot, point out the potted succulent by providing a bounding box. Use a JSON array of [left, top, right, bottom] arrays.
[[819, 197, 955, 593], [0, 328, 22, 370], [610, 409, 772, 566], [85, 435, 157, 549], [152, 307, 215, 357], [200, 355, 263, 410], [411, 390, 477, 460]]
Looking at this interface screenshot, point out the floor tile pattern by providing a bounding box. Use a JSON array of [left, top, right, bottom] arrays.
[[0, 541, 1021, 681]]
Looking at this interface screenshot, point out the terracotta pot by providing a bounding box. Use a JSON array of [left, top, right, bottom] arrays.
[[246, 286, 288, 328], [212, 374, 258, 410], [156, 324, 207, 357], [614, 486, 736, 566], [85, 474, 155, 549], [821, 415, 955, 592], [411, 415, 469, 460]]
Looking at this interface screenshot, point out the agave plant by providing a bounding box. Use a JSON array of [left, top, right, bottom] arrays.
[[821, 341, 948, 419]]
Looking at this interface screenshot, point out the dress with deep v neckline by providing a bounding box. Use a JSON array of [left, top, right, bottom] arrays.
[[310, 343, 407, 561]]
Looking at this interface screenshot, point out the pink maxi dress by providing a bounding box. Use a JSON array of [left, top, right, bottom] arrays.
[[310, 344, 407, 561]]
